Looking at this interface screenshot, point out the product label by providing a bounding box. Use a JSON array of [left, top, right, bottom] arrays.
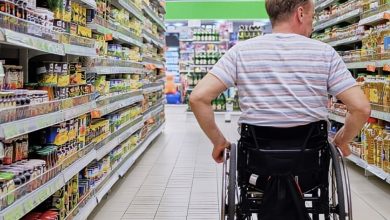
[[370, 89, 379, 103]]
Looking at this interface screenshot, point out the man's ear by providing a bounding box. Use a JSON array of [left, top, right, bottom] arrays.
[[297, 6, 304, 23]]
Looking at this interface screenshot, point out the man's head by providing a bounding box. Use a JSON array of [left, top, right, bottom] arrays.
[[265, 0, 314, 37]]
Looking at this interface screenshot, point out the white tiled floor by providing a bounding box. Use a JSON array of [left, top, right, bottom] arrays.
[[89, 105, 390, 220]]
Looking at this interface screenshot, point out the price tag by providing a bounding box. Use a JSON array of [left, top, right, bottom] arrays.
[[91, 110, 101, 118], [383, 64, 390, 72], [24, 198, 34, 212], [4, 205, 25, 220], [105, 34, 113, 41], [384, 12, 390, 20], [366, 64, 376, 72]]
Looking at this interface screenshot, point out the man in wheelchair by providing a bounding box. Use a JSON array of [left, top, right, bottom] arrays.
[[189, 0, 371, 219]]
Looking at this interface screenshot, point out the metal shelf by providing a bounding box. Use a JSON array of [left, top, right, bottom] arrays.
[[0, 146, 97, 220], [315, 0, 336, 11], [88, 23, 143, 47], [0, 101, 96, 140], [95, 93, 144, 117], [0, 28, 98, 57], [95, 117, 144, 160], [347, 154, 389, 183], [313, 8, 361, 32], [328, 112, 346, 123], [71, 123, 165, 220], [87, 66, 144, 74], [359, 10, 390, 26], [327, 36, 363, 47], [73, 0, 97, 9], [346, 59, 390, 69], [191, 64, 214, 68], [0, 28, 65, 55], [143, 57, 165, 69], [328, 110, 390, 123], [192, 41, 225, 44], [112, 0, 144, 21], [142, 30, 165, 48], [143, 83, 164, 94], [143, 102, 165, 120], [143, 3, 166, 32]]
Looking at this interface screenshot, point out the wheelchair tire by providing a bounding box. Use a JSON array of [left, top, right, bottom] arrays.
[[329, 143, 347, 220], [227, 144, 237, 220]]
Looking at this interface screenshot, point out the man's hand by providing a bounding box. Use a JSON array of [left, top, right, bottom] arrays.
[[334, 142, 352, 157], [212, 140, 231, 163], [333, 128, 352, 157]]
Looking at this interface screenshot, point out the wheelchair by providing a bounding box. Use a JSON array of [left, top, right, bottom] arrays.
[[221, 121, 353, 220]]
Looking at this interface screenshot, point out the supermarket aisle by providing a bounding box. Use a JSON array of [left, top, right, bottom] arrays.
[[89, 105, 390, 220]]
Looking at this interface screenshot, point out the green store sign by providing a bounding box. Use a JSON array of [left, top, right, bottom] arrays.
[[166, 0, 269, 20]]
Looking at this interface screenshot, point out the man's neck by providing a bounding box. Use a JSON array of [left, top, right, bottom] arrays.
[[272, 22, 301, 35]]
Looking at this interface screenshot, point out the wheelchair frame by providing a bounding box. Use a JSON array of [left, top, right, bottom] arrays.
[[221, 143, 352, 220]]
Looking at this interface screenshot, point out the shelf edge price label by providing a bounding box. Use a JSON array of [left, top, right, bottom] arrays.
[[3, 204, 25, 220], [383, 64, 390, 72], [366, 64, 376, 72]]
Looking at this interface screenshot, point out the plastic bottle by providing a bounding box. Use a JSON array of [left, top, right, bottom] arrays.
[[383, 77, 390, 113], [383, 126, 390, 173], [364, 118, 378, 164], [374, 128, 385, 168]]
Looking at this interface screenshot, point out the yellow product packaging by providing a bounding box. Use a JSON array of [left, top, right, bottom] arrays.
[[37, 62, 57, 86], [78, 26, 92, 38], [67, 119, 77, 142], [94, 75, 107, 95], [70, 23, 78, 36], [71, 2, 80, 24], [57, 63, 70, 87], [81, 7, 87, 26]]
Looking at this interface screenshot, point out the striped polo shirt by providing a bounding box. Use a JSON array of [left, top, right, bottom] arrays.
[[210, 33, 356, 127]]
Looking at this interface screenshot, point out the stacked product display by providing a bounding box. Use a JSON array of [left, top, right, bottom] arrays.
[[314, 0, 390, 183], [238, 25, 263, 41], [0, 0, 166, 219], [177, 24, 233, 108]]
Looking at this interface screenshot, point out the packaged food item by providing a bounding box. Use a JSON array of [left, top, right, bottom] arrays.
[[43, 122, 69, 146], [3, 65, 23, 89], [37, 62, 57, 86], [57, 63, 70, 87], [384, 126, 390, 173]]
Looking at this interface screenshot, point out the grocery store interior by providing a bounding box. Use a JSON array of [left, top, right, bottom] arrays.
[[0, 0, 388, 220]]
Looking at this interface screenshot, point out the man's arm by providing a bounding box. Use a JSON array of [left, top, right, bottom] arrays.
[[333, 86, 371, 156], [189, 73, 230, 163]]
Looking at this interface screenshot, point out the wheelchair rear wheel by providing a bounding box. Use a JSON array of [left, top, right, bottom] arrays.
[[328, 144, 353, 220], [221, 144, 237, 220]]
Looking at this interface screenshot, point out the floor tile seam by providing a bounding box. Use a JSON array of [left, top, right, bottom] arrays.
[[153, 131, 189, 219], [128, 133, 174, 207], [185, 137, 202, 219], [350, 188, 388, 219]]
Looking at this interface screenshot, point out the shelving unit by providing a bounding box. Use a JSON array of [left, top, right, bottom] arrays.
[[0, 0, 166, 219], [313, 8, 362, 32], [314, 0, 390, 183], [72, 123, 164, 220]]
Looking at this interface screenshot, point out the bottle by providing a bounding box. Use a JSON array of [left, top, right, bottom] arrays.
[[212, 99, 216, 110], [383, 126, 390, 173], [374, 128, 385, 168], [216, 96, 221, 111], [383, 77, 390, 113], [221, 93, 226, 111], [364, 118, 378, 164]]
